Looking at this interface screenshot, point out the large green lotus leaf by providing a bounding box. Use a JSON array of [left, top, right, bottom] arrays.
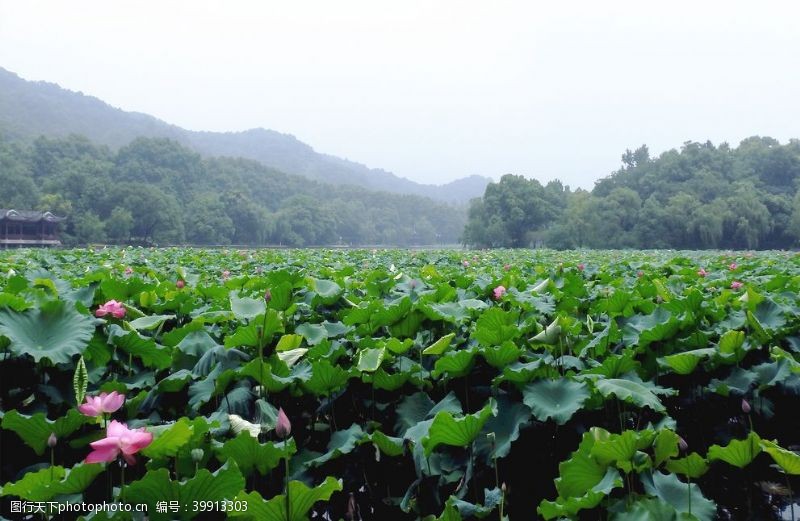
[[653, 429, 680, 467], [718, 330, 745, 361], [480, 341, 522, 368], [659, 348, 717, 375], [610, 497, 679, 521], [111, 328, 172, 370], [388, 310, 424, 338], [306, 424, 364, 467], [622, 308, 680, 348], [2, 409, 88, 455], [759, 439, 800, 475], [475, 394, 531, 461], [369, 368, 409, 391], [0, 463, 103, 501], [539, 467, 622, 520], [368, 430, 405, 457], [356, 347, 385, 372], [224, 310, 284, 348], [432, 349, 477, 378], [472, 308, 518, 347], [230, 476, 342, 521], [230, 294, 266, 320], [395, 392, 461, 436], [594, 378, 668, 413], [276, 334, 304, 352], [0, 300, 95, 364], [590, 429, 638, 467], [239, 359, 292, 393], [707, 432, 761, 468], [141, 418, 195, 459], [128, 314, 174, 331], [554, 432, 607, 498], [641, 471, 716, 521], [313, 279, 343, 305], [295, 323, 327, 346], [447, 487, 502, 518], [522, 379, 590, 425], [303, 359, 350, 396], [665, 453, 709, 479], [420, 301, 470, 323], [214, 432, 295, 476], [753, 299, 785, 331], [422, 399, 496, 456], [423, 333, 456, 355]]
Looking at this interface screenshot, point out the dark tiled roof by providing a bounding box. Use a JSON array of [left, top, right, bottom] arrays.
[[0, 210, 66, 222]]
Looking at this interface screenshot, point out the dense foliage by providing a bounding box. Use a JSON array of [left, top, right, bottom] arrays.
[[0, 135, 465, 246], [0, 67, 489, 203], [464, 138, 800, 249], [1, 248, 799, 520]]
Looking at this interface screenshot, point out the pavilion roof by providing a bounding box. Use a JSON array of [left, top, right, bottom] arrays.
[[0, 210, 66, 223]]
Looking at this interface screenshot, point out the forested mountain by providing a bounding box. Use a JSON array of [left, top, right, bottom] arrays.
[[0, 134, 465, 246], [0, 67, 490, 203], [464, 137, 800, 249]]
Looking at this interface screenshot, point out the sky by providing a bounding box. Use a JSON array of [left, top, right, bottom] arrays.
[[1, 0, 799, 189]]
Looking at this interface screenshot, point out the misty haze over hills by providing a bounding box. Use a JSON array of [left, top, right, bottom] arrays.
[[0, 67, 489, 203]]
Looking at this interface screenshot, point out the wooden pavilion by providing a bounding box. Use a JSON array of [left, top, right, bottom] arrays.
[[0, 209, 65, 248]]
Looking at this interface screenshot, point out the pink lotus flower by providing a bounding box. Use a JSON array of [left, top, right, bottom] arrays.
[[276, 408, 291, 439], [176, 279, 185, 289], [95, 300, 126, 319], [636, 270, 644, 278], [697, 268, 708, 277], [741, 398, 751, 414], [731, 281, 743, 290], [78, 391, 126, 417], [222, 270, 231, 280], [577, 263, 585, 272], [124, 267, 133, 276], [493, 285, 507, 300], [729, 262, 737, 271], [678, 435, 688, 452], [503, 264, 511, 271], [462, 260, 469, 267], [85, 420, 152, 465]]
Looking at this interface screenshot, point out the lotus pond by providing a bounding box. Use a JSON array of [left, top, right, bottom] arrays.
[[1, 248, 799, 520]]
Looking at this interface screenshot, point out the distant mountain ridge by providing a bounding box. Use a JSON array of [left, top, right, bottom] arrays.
[[0, 67, 490, 203]]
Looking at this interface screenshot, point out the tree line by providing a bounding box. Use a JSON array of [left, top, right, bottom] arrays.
[[0, 134, 466, 246], [463, 137, 800, 249]]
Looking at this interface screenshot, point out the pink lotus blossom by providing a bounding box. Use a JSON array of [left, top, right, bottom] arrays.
[[728, 262, 737, 271], [78, 391, 126, 417], [462, 260, 469, 267], [503, 264, 511, 271], [577, 263, 585, 272], [493, 285, 507, 300], [697, 268, 708, 277], [176, 279, 185, 289], [730, 281, 743, 290], [95, 300, 126, 319], [637, 270, 644, 278], [678, 436, 688, 452], [741, 398, 751, 414], [222, 270, 231, 280], [85, 420, 152, 465], [124, 267, 133, 276], [275, 408, 291, 439]]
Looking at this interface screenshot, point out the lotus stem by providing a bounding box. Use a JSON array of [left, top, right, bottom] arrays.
[[284, 457, 291, 521]]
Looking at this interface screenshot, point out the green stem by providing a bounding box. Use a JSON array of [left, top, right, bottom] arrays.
[[687, 476, 692, 515], [785, 473, 795, 521], [50, 447, 55, 481], [284, 457, 291, 521], [120, 464, 126, 503]]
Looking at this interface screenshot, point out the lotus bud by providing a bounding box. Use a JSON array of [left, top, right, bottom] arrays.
[[276, 407, 291, 439], [191, 448, 204, 463], [264, 289, 272, 304], [577, 263, 585, 272], [678, 435, 688, 452], [176, 279, 185, 289], [741, 398, 751, 414], [47, 432, 57, 448]]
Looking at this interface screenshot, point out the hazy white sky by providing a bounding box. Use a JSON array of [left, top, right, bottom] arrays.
[[1, 0, 799, 188]]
